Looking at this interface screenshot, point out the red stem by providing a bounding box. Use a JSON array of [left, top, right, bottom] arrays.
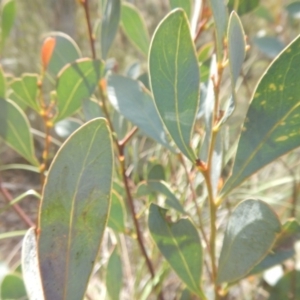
[[0, 176, 35, 228]]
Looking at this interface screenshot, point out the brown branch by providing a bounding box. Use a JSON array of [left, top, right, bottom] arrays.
[[98, 82, 117, 140], [118, 143, 164, 300], [81, 0, 96, 59], [119, 126, 138, 147], [194, 18, 208, 44], [119, 145, 153, 275], [80, 2, 162, 297]]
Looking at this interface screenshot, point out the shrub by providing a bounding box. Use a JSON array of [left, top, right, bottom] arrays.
[[0, 0, 300, 299]]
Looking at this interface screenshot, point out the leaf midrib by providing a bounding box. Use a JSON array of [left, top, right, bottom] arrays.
[[121, 3, 149, 55], [218, 217, 279, 282], [223, 101, 300, 197], [22, 76, 38, 110], [162, 219, 200, 294], [58, 63, 96, 120], [174, 17, 193, 160], [63, 123, 102, 299]]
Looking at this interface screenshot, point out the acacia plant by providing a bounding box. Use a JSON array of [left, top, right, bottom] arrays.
[[0, 0, 300, 299]]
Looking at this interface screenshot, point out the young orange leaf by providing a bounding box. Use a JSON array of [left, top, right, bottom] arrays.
[[41, 37, 56, 70]]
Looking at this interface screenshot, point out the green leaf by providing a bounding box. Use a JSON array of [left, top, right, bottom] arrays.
[[54, 119, 82, 139], [200, 65, 210, 83], [219, 95, 235, 125], [106, 248, 123, 300], [228, 0, 260, 15], [126, 61, 140, 78], [220, 36, 300, 198], [200, 55, 216, 158], [249, 249, 293, 277], [198, 42, 214, 63], [0, 98, 39, 166], [0, 164, 39, 173], [55, 59, 102, 122], [137, 72, 150, 90], [247, 219, 300, 276], [0, 189, 40, 214], [149, 9, 199, 161], [223, 11, 245, 125], [83, 98, 104, 121], [46, 32, 81, 77], [217, 199, 281, 283], [38, 118, 114, 300], [249, 219, 300, 275], [147, 180, 185, 214], [0, 273, 27, 300], [139, 262, 168, 300], [268, 270, 300, 300], [148, 164, 165, 181], [121, 3, 150, 56], [10, 74, 40, 112], [285, 1, 300, 20], [136, 179, 185, 213], [211, 133, 222, 197], [254, 5, 274, 23], [276, 219, 300, 245], [112, 180, 125, 198], [0, 65, 6, 98], [22, 228, 44, 300], [169, 0, 192, 19], [0, 230, 26, 240], [101, 0, 121, 59], [135, 181, 151, 197], [0, 0, 16, 50], [200, 64, 210, 83], [108, 191, 126, 232], [253, 35, 285, 59], [148, 204, 204, 297], [228, 11, 246, 88], [107, 74, 174, 151], [111, 109, 129, 139], [180, 288, 194, 300], [208, 0, 228, 61]]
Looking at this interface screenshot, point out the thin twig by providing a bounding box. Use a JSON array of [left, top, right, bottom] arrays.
[[98, 82, 117, 140], [118, 143, 164, 300], [0, 176, 35, 228], [119, 126, 138, 147], [81, 0, 96, 59], [178, 155, 209, 244], [79, 2, 162, 297], [178, 155, 213, 282]]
